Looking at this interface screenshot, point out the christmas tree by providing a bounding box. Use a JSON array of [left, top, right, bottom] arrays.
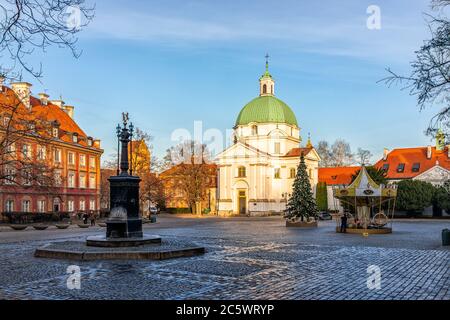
[[285, 153, 319, 221]]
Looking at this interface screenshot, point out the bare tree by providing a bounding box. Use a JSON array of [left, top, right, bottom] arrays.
[[330, 139, 354, 167], [381, 0, 450, 140], [316, 140, 332, 167], [163, 140, 211, 169], [0, 89, 61, 192], [0, 0, 95, 80], [356, 148, 373, 166]]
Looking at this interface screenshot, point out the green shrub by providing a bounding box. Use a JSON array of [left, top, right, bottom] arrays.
[[396, 180, 434, 214], [316, 182, 328, 211]]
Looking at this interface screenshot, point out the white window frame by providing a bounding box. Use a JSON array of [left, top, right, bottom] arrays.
[[68, 200, 74, 212], [54, 148, 61, 163], [89, 174, 96, 189], [79, 200, 85, 211], [5, 200, 14, 212], [68, 151, 75, 165], [80, 154, 86, 167], [68, 171, 76, 188], [89, 156, 96, 169], [79, 173, 86, 189], [22, 200, 31, 213], [37, 200, 46, 213], [89, 200, 95, 211], [37, 145, 46, 160]]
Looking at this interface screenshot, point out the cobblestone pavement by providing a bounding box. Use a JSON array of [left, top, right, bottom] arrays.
[[0, 216, 448, 300]]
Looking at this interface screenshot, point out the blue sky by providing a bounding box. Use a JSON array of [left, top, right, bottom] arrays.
[[24, 0, 440, 163]]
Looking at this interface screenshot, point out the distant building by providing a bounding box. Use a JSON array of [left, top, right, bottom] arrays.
[[0, 79, 103, 215], [374, 133, 450, 186], [318, 166, 360, 212], [159, 164, 217, 214]]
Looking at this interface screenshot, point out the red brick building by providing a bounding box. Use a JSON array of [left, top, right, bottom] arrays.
[[0, 80, 103, 215]]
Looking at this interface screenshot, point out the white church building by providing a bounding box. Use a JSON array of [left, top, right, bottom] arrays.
[[216, 61, 320, 216]]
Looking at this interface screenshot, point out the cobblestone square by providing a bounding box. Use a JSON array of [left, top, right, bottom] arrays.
[[0, 215, 448, 300]]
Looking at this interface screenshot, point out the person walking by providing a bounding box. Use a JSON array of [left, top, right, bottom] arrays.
[[90, 212, 96, 226], [340, 213, 348, 233], [82, 213, 88, 225]]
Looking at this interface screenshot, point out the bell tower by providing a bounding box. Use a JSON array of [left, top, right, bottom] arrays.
[[259, 54, 275, 97]]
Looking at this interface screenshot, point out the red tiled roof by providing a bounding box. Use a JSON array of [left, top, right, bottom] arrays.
[[374, 146, 450, 179], [284, 147, 312, 157], [318, 166, 360, 185], [0, 86, 96, 148]]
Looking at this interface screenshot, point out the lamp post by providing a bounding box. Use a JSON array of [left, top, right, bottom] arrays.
[[129, 122, 134, 176], [116, 124, 121, 176]]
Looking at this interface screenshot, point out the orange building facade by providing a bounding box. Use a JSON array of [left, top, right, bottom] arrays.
[[0, 80, 103, 215]]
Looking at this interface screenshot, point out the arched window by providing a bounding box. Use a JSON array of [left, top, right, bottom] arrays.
[[251, 125, 258, 135], [290, 168, 296, 178], [271, 85, 273, 94], [238, 166, 246, 178], [263, 84, 267, 94]]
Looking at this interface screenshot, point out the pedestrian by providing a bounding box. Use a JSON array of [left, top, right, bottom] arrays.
[[82, 213, 88, 225], [340, 213, 348, 233], [90, 212, 96, 226]]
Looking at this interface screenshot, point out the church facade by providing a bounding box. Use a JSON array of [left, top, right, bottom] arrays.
[[216, 62, 320, 216]]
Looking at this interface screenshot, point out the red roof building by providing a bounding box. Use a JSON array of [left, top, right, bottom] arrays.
[[318, 166, 360, 185], [0, 80, 103, 215], [374, 146, 450, 182]]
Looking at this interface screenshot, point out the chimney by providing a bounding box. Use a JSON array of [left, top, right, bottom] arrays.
[[447, 145, 450, 158], [38, 93, 49, 105], [427, 145, 432, 159], [383, 148, 389, 161], [0, 75, 5, 89], [50, 99, 64, 108], [62, 105, 74, 119], [93, 139, 101, 148], [11, 82, 32, 110]]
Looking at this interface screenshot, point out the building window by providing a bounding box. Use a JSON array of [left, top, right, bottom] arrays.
[[22, 144, 31, 158], [23, 169, 32, 186], [4, 167, 15, 185], [89, 174, 96, 189], [90, 200, 95, 211], [238, 166, 246, 178], [290, 168, 296, 178], [251, 125, 258, 135], [37, 145, 46, 160], [412, 163, 420, 172], [274, 168, 281, 179], [68, 152, 75, 165], [72, 134, 78, 143], [3, 115, 11, 127], [68, 200, 74, 212], [54, 170, 62, 186], [309, 169, 312, 178], [263, 84, 267, 94], [89, 157, 96, 169], [22, 200, 31, 213], [5, 200, 14, 212], [80, 154, 86, 167], [6, 142, 15, 154], [52, 127, 59, 138], [274, 142, 280, 154], [397, 163, 405, 173], [88, 139, 93, 147], [54, 148, 61, 163], [79, 199, 85, 211], [37, 200, 46, 213], [68, 171, 75, 188], [382, 164, 389, 172], [79, 173, 86, 188]]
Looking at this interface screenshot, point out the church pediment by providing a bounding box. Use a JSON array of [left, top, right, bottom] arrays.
[[216, 142, 269, 160]]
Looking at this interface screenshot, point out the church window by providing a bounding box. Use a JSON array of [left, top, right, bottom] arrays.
[[412, 163, 420, 172], [263, 84, 267, 94], [397, 163, 405, 173], [238, 166, 246, 178], [271, 85, 273, 94], [251, 125, 258, 135], [274, 142, 280, 154], [274, 168, 281, 179], [289, 168, 296, 178]]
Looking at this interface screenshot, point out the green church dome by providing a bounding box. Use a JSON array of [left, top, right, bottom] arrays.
[[235, 95, 298, 127]]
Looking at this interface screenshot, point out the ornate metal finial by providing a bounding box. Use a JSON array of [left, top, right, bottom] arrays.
[[265, 53, 270, 71], [122, 112, 129, 127]]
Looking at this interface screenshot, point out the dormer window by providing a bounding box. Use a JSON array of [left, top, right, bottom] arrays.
[[52, 127, 58, 138], [397, 163, 405, 173], [72, 134, 78, 143], [412, 163, 420, 172], [87, 138, 93, 147]]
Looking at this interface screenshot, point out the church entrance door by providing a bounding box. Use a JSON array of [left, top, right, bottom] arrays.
[[238, 190, 247, 214]]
